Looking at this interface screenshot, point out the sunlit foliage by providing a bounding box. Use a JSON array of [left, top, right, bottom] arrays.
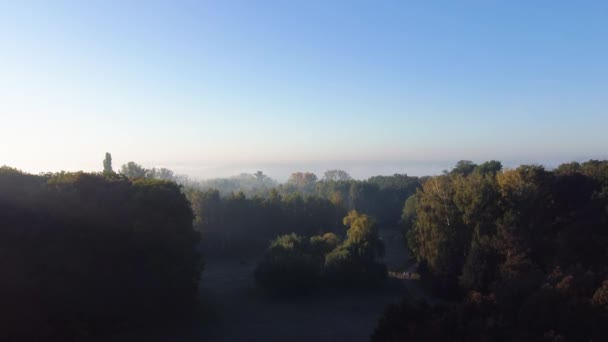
[[255, 211, 386, 294], [376, 160, 608, 341]]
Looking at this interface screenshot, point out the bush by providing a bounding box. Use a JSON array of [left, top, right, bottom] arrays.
[[255, 234, 324, 295], [324, 245, 387, 290], [255, 211, 387, 295]]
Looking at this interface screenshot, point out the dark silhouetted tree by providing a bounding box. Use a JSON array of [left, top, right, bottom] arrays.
[[103, 152, 114, 174]]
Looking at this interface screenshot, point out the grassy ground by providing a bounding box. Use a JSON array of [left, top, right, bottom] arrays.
[[198, 259, 404, 342], [105, 227, 424, 342]]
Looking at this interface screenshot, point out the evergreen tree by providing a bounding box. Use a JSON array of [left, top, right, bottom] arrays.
[[103, 152, 113, 174]]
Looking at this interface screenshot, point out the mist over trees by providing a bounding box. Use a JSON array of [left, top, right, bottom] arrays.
[[323, 169, 353, 182], [188, 188, 345, 256], [108, 161, 419, 258], [112, 160, 420, 233], [188, 171, 279, 197], [4, 155, 608, 341], [181, 169, 420, 257], [226, 170, 420, 230]]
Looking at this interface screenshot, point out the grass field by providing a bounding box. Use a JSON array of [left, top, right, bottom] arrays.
[[105, 228, 419, 342]]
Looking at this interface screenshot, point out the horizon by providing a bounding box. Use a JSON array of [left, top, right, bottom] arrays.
[[5, 155, 605, 182], [2, 1, 607, 178]]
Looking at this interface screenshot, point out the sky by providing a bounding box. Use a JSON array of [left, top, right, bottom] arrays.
[[1, 1, 607, 180]]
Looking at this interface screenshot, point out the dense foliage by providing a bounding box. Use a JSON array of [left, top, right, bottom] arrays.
[[188, 188, 346, 256], [117, 162, 420, 243], [182, 168, 420, 230], [255, 211, 387, 295], [5, 155, 608, 340], [302, 172, 421, 228], [0, 167, 202, 341], [374, 160, 608, 341]]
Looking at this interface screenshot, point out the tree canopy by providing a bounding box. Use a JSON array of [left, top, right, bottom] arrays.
[[376, 159, 608, 341], [0, 168, 202, 341]]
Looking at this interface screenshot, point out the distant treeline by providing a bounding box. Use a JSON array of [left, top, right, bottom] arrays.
[[116, 156, 420, 226], [113, 156, 421, 256], [0, 167, 201, 341], [184, 173, 420, 256], [188, 188, 346, 256], [374, 160, 608, 341]]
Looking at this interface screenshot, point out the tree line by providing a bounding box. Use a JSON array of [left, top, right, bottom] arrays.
[[184, 170, 420, 257], [110, 153, 420, 257], [188, 188, 346, 256]]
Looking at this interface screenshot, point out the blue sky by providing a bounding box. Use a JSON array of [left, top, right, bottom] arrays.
[[1, 1, 607, 179]]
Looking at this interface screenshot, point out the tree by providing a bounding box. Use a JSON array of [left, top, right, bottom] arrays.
[[409, 175, 467, 278], [376, 159, 608, 341], [254, 210, 386, 294], [475, 160, 503, 175], [120, 161, 148, 179], [324, 210, 386, 288], [254, 233, 322, 295], [149, 167, 175, 181], [323, 169, 352, 182], [451, 160, 477, 176], [341, 210, 384, 258], [401, 194, 417, 229], [310, 233, 341, 255], [0, 169, 202, 340], [286, 172, 318, 194], [592, 280, 608, 307], [254, 171, 274, 186], [103, 152, 114, 174], [288, 172, 318, 188]]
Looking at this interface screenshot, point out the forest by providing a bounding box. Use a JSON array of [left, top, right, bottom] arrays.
[[374, 160, 608, 341], [1, 155, 608, 341]]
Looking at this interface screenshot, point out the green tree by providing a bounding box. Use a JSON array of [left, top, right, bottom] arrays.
[[475, 160, 503, 175], [103, 152, 114, 174], [310, 232, 341, 256], [324, 210, 386, 288], [287, 172, 318, 193], [401, 194, 417, 229], [120, 161, 148, 179], [149, 167, 175, 181], [323, 169, 352, 182], [409, 175, 467, 277], [254, 233, 321, 295], [341, 210, 384, 258], [0, 169, 201, 340], [451, 160, 477, 176]]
